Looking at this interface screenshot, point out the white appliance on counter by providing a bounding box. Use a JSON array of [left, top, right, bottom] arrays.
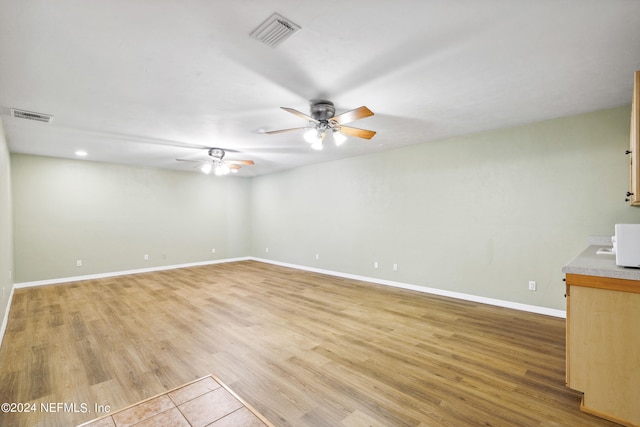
[[614, 224, 640, 268]]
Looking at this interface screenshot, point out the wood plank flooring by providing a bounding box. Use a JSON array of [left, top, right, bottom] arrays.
[[0, 260, 619, 426]]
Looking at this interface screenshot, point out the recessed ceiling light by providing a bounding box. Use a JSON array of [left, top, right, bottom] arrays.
[[75, 150, 88, 157]]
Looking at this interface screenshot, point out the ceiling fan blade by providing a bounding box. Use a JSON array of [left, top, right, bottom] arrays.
[[176, 158, 206, 163], [338, 126, 376, 140], [331, 106, 374, 124], [263, 127, 308, 135], [281, 107, 318, 123], [226, 159, 255, 165]]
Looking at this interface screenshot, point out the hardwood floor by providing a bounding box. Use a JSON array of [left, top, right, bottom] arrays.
[[0, 261, 619, 426]]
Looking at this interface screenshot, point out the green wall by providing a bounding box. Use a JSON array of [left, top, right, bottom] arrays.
[[8, 106, 640, 311], [250, 106, 640, 310], [11, 155, 250, 282], [0, 119, 13, 332]]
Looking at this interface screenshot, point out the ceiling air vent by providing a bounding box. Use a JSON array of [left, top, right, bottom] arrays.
[[250, 12, 300, 47], [11, 108, 53, 123]]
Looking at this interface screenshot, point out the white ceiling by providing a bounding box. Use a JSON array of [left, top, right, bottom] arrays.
[[1, 0, 639, 177]]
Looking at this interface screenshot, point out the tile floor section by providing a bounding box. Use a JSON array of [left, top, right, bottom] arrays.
[[78, 375, 273, 427]]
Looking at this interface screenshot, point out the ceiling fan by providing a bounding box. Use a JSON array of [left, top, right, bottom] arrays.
[[264, 100, 376, 150], [176, 148, 254, 175]]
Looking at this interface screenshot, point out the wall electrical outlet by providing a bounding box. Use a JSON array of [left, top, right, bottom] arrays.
[[374, 261, 379, 269], [315, 253, 319, 260], [211, 248, 216, 254], [76, 260, 83, 267], [144, 254, 149, 261], [393, 263, 398, 271], [528, 280, 537, 291], [265, 247, 269, 253]]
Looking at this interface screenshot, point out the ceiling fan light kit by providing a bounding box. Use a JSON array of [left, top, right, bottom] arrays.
[[333, 131, 347, 146], [200, 163, 213, 174], [213, 164, 233, 176], [176, 148, 253, 175]]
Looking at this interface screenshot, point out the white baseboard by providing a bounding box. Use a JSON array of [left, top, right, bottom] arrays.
[[13, 257, 251, 289], [0, 285, 15, 350], [249, 257, 567, 319]]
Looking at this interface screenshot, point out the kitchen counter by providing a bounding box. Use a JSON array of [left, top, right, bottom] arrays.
[[562, 245, 640, 281]]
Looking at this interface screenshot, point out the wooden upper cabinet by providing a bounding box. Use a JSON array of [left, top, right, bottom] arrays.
[[628, 70, 640, 206]]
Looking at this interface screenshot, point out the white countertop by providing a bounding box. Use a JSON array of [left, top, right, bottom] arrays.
[[562, 245, 640, 281]]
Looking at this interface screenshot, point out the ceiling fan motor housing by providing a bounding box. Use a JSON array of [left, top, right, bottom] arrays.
[[208, 148, 225, 160], [310, 100, 335, 121]]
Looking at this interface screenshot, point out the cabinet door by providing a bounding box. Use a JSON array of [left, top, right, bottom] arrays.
[[629, 70, 640, 206], [567, 285, 640, 425], [565, 283, 571, 387]]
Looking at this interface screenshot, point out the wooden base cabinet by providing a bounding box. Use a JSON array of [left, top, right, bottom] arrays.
[[566, 273, 640, 427]]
